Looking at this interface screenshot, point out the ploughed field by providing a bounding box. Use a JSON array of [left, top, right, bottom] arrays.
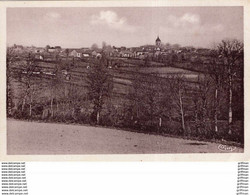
[[7, 120, 243, 154]]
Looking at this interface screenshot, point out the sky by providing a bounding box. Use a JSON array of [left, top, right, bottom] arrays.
[[7, 7, 243, 48]]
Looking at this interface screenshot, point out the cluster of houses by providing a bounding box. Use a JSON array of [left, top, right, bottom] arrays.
[[11, 36, 212, 63], [66, 36, 177, 60]]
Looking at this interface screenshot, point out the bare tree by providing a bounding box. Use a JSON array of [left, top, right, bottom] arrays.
[[6, 47, 15, 116], [192, 74, 212, 133], [140, 74, 162, 127], [217, 39, 243, 134], [129, 72, 172, 132], [128, 70, 143, 123], [208, 50, 226, 132], [67, 83, 88, 121], [48, 70, 62, 118], [86, 58, 113, 124], [169, 74, 186, 133], [26, 78, 43, 117], [15, 54, 43, 117]]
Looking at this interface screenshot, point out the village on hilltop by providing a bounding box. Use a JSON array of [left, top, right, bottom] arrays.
[[10, 36, 212, 67]]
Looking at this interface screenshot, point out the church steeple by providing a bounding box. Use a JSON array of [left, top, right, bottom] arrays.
[[155, 35, 161, 47]]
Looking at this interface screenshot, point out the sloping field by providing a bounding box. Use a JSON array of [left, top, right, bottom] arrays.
[[120, 66, 195, 74], [7, 120, 243, 155], [139, 67, 195, 74], [120, 66, 200, 81]]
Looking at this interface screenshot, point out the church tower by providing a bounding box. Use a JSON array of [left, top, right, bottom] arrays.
[[155, 36, 161, 47]]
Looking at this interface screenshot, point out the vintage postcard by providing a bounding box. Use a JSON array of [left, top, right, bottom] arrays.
[[0, 0, 249, 161]]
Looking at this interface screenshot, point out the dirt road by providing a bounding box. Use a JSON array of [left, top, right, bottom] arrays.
[[7, 120, 243, 154]]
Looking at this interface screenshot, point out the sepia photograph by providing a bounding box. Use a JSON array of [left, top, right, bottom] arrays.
[[3, 3, 246, 157]]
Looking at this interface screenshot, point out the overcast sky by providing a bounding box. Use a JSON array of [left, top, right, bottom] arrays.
[[7, 7, 243, 48]]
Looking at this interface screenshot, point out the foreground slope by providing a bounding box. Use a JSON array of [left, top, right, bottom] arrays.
[[7, 120, 243, 154]]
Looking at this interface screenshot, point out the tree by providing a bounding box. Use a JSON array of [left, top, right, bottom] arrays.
[[66, 83, 85, 121], [139, 74, 162, 127], [55, 46, 61, 49], [217, 39, 243, 134], [145, 75, 172, 131], [208, 50, 226, 132], [91, 43, 99, 50], [170, 53, 178, 66], [65, 48, 69, 59], [128, 71, 172, 132], [45, 45, 50, 51], [16, 54, 43, 117], [48, 66, 63, 118], [172, 44, 180, 49], [165, 43, 171, 49], [86, 58, 113, 124], [169, 75, 186, 133], [127, 68, 143, 125], [102, 41, 107, 50], [144, 55, 150, 66], [193, 74, 213, 134], [6, 47, 15, 116]]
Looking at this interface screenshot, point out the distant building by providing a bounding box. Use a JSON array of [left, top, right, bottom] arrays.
[[48, 47, 56, 52], [82, 50, 92, 57], [120, 50, 133, 58], [76, 52, 82, 58], [48, 46, 61, 53], [69, 49, 78, 57], [35, 48, 45, 53], [69, 49, 87, 58], [92, 49, 102, 58], [91, 50, 97, 57], [155, 36, 161, 47], [34, 54, 44, 60], [136, 51, 145, 57], [120, 46, 126, 51]]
